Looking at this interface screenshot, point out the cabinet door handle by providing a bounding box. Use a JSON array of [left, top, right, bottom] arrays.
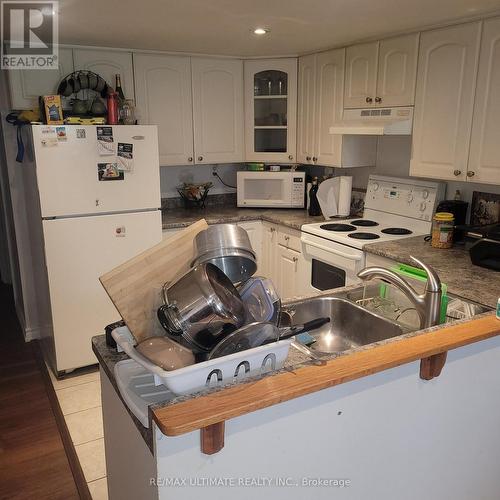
[[197, 156, 203, 161], [365, 97, 373, 104], [284, 235, 290, 242], [270, 227, 276, 233], [306, 156, 311, 161], [292, 256, 298, 262], [467, 171, 475, 177], [312, 156, 317, 162], [453, 169, 462, 176], [188, 157, 193, 162], [375, 97, 382, 103], [288, 155, 294, 160]]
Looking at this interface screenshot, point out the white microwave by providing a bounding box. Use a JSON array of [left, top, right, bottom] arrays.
[[237, 171, 306, 208]]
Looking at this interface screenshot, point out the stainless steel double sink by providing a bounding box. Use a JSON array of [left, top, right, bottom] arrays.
[[281, 284, 490, 356], [282, 295, 407, 354]]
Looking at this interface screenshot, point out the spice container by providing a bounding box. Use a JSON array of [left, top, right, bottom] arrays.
[[431, 212, 454, 248]]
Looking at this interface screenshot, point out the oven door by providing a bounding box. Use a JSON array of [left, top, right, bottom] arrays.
[[301, 232, 365, 293]]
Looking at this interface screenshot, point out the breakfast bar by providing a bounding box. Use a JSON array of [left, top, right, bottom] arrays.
[[94, 269, 500, 499]]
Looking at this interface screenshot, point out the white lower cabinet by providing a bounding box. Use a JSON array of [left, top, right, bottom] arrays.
[[276, 245, 305, 299]]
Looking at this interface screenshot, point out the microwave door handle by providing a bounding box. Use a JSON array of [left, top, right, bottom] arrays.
[[303, 239, 363, 261]]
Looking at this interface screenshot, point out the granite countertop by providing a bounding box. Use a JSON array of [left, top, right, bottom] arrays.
[[162, 207, 324, 231], [364, 236, 500, 309]]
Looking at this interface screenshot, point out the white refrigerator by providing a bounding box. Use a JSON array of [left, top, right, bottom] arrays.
[[17, 125, 162, 373]]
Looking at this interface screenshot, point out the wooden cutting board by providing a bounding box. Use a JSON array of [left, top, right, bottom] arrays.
[[100, 219, 208, 343]]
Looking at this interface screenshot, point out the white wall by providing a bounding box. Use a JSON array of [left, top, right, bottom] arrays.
[[160, 163, 238, 198]]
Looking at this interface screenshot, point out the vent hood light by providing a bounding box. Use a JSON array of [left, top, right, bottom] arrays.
[[253, 27, 269, 35], [330, 107, 414, 136]]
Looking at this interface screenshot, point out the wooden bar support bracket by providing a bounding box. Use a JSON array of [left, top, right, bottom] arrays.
[[201, 422, 225, 455], [420, 352, 448, 380]]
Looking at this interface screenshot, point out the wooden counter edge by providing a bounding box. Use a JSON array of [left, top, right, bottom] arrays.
[[152, 314, 500, 436]]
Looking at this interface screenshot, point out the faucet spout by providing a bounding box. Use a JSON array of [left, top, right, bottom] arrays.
[[357, 256, 442, 329]]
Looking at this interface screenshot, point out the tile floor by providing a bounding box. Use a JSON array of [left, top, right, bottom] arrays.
[[48, 366, 108, 500]]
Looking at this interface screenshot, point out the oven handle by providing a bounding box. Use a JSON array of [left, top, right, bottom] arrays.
[[302, 239, 363, 261]]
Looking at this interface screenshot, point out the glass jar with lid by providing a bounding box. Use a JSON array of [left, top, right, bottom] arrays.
[[431, 212, 454, 249]]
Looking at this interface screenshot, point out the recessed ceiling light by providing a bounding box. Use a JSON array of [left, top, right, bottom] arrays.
[[253, 28, 269, 35]]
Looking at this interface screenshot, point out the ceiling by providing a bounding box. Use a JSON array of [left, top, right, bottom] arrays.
[[58, 0, 500, 56]]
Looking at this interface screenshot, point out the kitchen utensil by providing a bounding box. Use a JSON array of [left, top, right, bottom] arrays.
[[135, 336, 195, 371], [88, 72, 98, 90], [71, 99, 88, 115], [157, 262, 246, 352], [100, 219, 209, 344], [290, 341, 326, 364], [90, 97, 106, 116], [192, 224, 257, 283], [208, 322, 279, 359], [238, 277, 280, 324], [208, 317, 329, 359]]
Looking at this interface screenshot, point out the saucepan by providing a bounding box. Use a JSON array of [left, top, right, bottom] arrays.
[[192, 224, 257, 283], [157, 263, 246, 353]]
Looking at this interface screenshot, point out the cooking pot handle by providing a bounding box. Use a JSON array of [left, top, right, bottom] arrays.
[[157, 304, 182, 335]]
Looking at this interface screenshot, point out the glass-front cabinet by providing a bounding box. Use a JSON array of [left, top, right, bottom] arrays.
[[244, 59, 297, 163]]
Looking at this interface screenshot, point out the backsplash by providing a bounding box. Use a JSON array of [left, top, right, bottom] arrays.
[[160, 164, 238, 198]]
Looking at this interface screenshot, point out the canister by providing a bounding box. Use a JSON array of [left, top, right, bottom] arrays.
[[431, 212, 454, 249]]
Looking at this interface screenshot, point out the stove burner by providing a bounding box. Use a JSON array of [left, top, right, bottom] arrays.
[[351, 219, 379, 227], [381, 227, 413, 235], [347, 232, 380, 240], [320, 223, 356, 232]]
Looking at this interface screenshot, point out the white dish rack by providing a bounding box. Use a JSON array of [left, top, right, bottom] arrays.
[[112, 326, 292, 396]]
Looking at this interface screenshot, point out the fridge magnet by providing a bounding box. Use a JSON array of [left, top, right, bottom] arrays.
[[96, 126, 115, 156], [76, 128, 86, 139], [117, 143, 134, 172], [56, 126, 67, 142], [43, 95, 64, 125], [98, 163, 124, 181], [40, 126, 58, 147]]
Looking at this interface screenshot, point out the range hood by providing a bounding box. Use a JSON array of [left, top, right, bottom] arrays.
[[329, 107, 414, 136]]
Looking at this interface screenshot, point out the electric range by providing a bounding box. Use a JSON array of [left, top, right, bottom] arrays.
[[300, 175, 446, 292]]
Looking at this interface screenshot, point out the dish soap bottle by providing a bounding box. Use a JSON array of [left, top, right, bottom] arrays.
[[308, 177, 321, 216]]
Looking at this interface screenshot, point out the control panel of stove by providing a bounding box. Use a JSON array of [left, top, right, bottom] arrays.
[[365, 176, 445, 221]]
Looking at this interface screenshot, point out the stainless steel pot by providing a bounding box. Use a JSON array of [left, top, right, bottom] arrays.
[[157, 263, 246, 352], [192, 224, 257, 283]]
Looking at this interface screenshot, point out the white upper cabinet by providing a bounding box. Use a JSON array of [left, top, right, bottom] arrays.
[[297, 54, 316, 164], [191, 58, 244, 164], [8, 48, 74, 110], [297, 49, 346, 167], [134, 54, 194, 166], [314, 49, 345, 166], [73, 49, 135, 100], [410, 22, 481, 181], [344, 42, 379, 108], [344, 34, 418, 108], [376, 34, 419, 106], [468, 16, 500, 185], [244, 58, 297, 163]]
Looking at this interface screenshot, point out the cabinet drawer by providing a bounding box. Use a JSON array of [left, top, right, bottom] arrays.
[[277, 227, 302, 252]]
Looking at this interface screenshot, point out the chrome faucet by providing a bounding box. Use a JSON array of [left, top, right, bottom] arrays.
[[357, 256, 442, 329]]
